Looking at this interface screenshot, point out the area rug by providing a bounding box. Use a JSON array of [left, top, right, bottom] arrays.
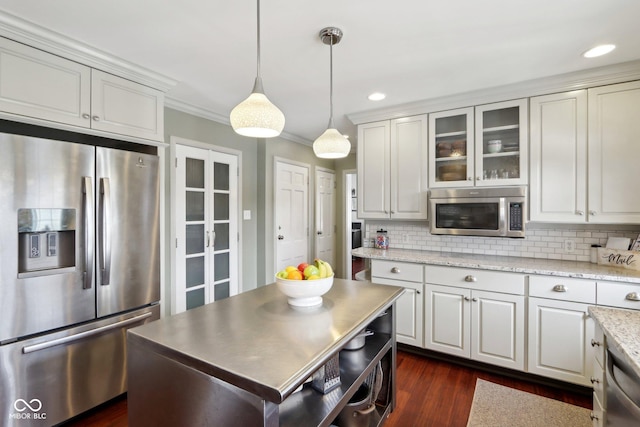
[[466, 379, 591, 427]]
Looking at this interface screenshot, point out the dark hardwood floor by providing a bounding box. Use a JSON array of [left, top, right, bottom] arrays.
[[62, 350, 591, 426]]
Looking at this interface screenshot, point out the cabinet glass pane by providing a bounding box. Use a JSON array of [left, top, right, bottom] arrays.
[[186, 288, 205, 310], [214, 193, 229, 220], [214, 281, 230, 301], [186, 158, 205, 188], [213, 162, 230, 191], [186, 224, 204, 255], [186, 191, 204, 221], [435, 115, 468, 183], [481, 106, 521, 180], [482, 107, 519, 129], [214, 252, 230, 281], [186, 256, 205, 288], [214, 223, 229, 250]]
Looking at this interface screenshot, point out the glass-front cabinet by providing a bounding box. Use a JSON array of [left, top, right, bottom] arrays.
[[429, 107, 474, 188], [428, 99, 528, 188]]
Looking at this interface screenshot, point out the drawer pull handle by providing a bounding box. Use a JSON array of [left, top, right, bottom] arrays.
[[591, 339, 601, 348], [590, 377, 600, 384], [552, 284, 567, 292], [464, 275, 477, 282], [625, 292, 640, 301], [391, 267, 401, 274], [589, 413, 598, 421]]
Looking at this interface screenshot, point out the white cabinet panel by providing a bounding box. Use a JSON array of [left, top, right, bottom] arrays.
[[528, 297, 593, 386], [394, 282, 424, 347], [530, 90, 588, 222], [588, 81, 640, 223], [357, 121, 390, 219], [91, 70, 164, 141], [0, 37, 91, 127], [425, 284, 469, 358]]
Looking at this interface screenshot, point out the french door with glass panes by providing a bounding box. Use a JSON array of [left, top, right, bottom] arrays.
[[175, 144, 238, 313]]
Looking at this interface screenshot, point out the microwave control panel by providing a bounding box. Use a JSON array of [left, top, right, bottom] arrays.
[[509, 202, 523, 231]]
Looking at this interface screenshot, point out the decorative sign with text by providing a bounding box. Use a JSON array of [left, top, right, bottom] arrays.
[[597, 248, 640, 271]]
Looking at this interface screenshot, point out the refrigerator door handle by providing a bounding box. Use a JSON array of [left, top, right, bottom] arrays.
[[83, 176, 94, 289], [100, 178, 112, 285], [22, 312, 153, 354]]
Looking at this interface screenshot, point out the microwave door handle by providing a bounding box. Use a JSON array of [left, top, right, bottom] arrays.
[[499, 198, 507, 235], [82, 177, 94, 289], [99, 178, 112, 286]]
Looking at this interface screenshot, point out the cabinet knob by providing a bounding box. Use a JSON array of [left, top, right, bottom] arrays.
[[467, 177, 472, 181], [464, 296, 470, 301], [476, 176, 482, 181], [576, 210, 584, 216], [277, 235, 284, 240], [589, 210, 597, 216], [92, 115, 101, 122], [417, 290, 421, 295], [464, 275, 477, 282], [472, 297, 478, 302], [552, 284, 567, 292], [591, 339, 601, 347], [317, 231, 323, 235], [590, 413, 598, 421], [82, 113, 91, 119], [626, 292, 640, 301], [590, 377, 600, 384], [391, 267, 401, 274]]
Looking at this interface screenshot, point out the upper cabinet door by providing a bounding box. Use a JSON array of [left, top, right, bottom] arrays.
[[0, 37, 91, 127], [530, 90, 588, 222], [474, 99, 528, 187], [357, 120, 391, 219], [91, 70, 164, 142], [588, 81, 640, 223], [390, 115, 428, 219], [429, 107, 474, 188]]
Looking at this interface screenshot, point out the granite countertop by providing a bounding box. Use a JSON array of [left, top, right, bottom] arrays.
[[352, 247, 640, 284], [589, 306, 640, 378]]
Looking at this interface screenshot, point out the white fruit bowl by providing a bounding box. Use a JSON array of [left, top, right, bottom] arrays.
[[276, 275, 334, 307]]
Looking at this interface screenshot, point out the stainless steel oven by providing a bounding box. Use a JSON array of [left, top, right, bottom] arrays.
[[428, 187, 526, 238]]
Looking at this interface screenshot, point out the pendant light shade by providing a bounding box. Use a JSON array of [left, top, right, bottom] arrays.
[[230, 0, 284, 138], [313, 27, 350, 159]]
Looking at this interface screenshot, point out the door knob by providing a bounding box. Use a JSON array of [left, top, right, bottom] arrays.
[[277, 235, 284, 240], [317, 231, 323, 235]]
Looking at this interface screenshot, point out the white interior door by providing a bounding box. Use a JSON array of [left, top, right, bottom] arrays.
[[275, 160, 309, 272], [315, 168, 335, 267], [175, 143, 239, 313]]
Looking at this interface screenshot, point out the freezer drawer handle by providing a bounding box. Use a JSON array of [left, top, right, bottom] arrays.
[[82, 177, 94, 290], [99, 178, 112, 285], [22, 312, 153, 354]]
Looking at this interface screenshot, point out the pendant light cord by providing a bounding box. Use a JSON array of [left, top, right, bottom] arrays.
[[256, 0, 261, 79], [328, 35, 334, 128]]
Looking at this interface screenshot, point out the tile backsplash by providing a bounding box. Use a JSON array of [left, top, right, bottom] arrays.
[[363, 222, 640, 262]]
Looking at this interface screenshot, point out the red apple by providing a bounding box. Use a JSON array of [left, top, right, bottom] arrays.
[[297, 262, 309, 273]]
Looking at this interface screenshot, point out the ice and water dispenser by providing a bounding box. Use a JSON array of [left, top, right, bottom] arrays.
[[18, 208, 76, 276]]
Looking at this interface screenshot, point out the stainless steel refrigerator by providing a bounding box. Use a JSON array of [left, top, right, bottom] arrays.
[[0, 130, 160, 426]]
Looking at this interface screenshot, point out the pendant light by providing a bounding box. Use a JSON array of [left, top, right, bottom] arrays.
[[313, 27, 351, 159], [230, 0, 285, 138]]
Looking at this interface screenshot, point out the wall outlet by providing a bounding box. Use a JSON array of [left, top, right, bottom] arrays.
[[564, 239, 575, 253]]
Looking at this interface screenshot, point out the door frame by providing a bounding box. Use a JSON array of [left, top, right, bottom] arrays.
[[343, 169, 356, 280], [170, 136, 243, 315], [273, 156, 310, 276]]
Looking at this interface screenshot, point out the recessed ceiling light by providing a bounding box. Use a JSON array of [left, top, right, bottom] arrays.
[[583, 44, 616, 58], [368, 92, 386, 101]]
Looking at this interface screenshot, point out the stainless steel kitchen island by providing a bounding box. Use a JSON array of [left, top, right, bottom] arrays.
[[127, 278, 403, 427]]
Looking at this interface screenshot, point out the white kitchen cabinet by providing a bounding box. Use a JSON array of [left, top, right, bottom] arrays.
[[588, 81, 640, 223], [0, 37, 164, 142], [357, 115, 428, 220], [371, 260, 424, 347], [529, 90, 588, 222], [424, 266, 526, 371], [527, 276, 595, 386], [428, 99, 527, 188]]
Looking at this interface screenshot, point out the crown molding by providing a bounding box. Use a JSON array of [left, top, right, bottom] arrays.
[[0, 10, 177, 92], [165, 96, 312, 146], [347, 59, 640, 125]]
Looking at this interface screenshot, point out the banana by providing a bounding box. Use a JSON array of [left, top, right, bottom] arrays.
[[315, 259, 327, 278], [322, 260, 333, 277]]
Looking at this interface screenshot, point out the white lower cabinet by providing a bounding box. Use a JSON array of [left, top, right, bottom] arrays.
[[424, 266, 526, 371], [527, 275, 596, 386], [371, 260, 424, 347]]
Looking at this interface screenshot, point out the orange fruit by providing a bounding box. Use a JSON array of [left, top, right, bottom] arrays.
[[287, 270, 303, 280]]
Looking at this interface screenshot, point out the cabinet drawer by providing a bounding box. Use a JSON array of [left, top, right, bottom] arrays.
[[597, 281, 640, 309], [529, 275, 596, 304], [425, 265, 525, 295], [371, 260, 423, 283]]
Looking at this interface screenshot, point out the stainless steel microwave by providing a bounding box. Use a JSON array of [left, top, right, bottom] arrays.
[[429, 187, 526, 238]]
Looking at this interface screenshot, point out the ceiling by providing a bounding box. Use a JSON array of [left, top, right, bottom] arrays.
[[1, 0, 639, 146]]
